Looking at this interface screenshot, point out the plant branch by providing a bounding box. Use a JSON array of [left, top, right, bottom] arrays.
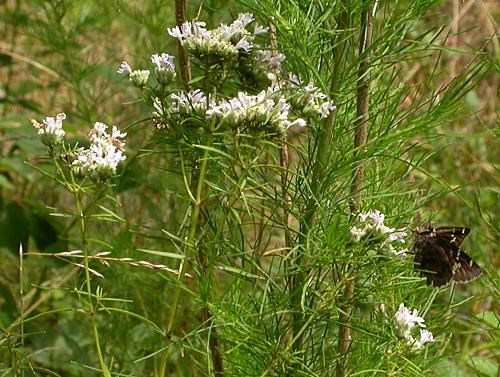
[[160, 128, 223, 375], [175, 0, 191, 87], [337, 3, 374, 377], [75, 187, 111, 377]]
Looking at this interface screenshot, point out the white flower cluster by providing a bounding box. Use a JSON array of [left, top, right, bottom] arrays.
[[274, 75, 336, 118], [167, 13, 268, 61], [302, 84, 337, 117], [395, 303, 435, 350], [130, 13, 336, 135], [151, 53, 176, 84], [349, 210, 408, 256], [152, 97, 167, 129], [153, 90, 210, 129], [117, 61, 150, 87], [72, 122, 127, 180], [118, 53, 176, 87], [206, 90, 306, 134], [31, 113, 66, 146], [256, 50, 286, 82], [171, 89, 209, 114]]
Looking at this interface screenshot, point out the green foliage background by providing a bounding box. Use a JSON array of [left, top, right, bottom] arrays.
[[0, 0, 497, 376]]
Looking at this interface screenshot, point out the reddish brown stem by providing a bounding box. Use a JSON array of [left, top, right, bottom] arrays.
[[175, 0, 191, 86]]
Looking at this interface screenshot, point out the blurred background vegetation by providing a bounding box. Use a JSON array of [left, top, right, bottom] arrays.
[[0, 0, 498, 376]]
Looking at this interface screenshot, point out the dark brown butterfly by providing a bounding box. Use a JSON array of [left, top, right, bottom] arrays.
[[413, 226, 482, 287]]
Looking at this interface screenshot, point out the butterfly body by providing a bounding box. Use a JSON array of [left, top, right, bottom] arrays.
[[413, 226, 482, 287]]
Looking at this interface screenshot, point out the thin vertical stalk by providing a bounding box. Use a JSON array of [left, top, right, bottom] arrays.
[[160, 130, 223, 376], [292, 5, 349, 356], [269, 23, 300, 368], [175, 0, 191, 87], [202, 307, 224, 375], [18, 243, 24, 377], [267, 22, 293, 288], [337, 2, 374, 377], [74, 190, 111, 377], [1, 0, 21, 118]]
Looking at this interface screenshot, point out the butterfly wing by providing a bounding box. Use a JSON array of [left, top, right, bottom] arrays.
[[446, 246, 482, 283], [414, 236, 454, 287], [414, 226, 481, 287], [434, 227, 470, 247]]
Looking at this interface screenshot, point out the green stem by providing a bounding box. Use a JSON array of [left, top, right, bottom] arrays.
[[75, 189, 111, 377], [292, 5, 350, 357], [337, 3, 374, 376], [159, 131, 215, 376]]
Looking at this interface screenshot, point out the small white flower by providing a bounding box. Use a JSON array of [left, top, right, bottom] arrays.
[[319, 100, 336, 117], [151, 53, 175, 71], [253, 24, 269, 35], [171, 89, 208, 113], [151, 53, 176, 84], [168, 14, 260, 61], [152, 97, 167, 129], [395, 303, 426, 340], [386, 230, 408, 244], [117, 61, 132, 74], [207, 90, 300, 134], [350, 210, 408, 255], [167, 20, 211, 43], [257, 50, 286, 73], [304, 83, 319, 93], [72, 122, 126, 180], [118, 61, 150, 86], [414, 329, 435, 349], [287, 73, 303, 87], [233, 13, 254, 29], [279, 80, 335, 118], [349, 226, 367, 242], [235, 38, 253, 52], [359, 210, 385, 226], [31, 113, 66, 146], [129, 70, 150, 87], [288, 118, 307, 128]]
